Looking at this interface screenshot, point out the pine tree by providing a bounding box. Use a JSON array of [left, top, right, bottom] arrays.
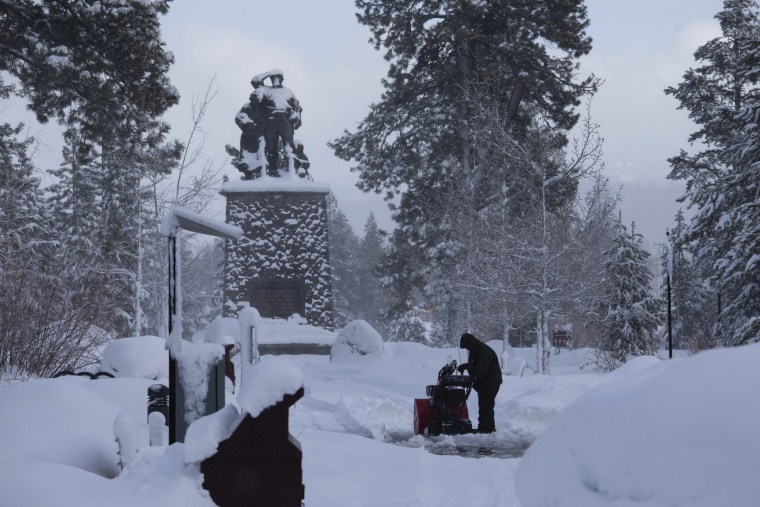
[[0, 81, 112, 377], [326, 193, 361, 328], [331, 0, 597, 343], [0, 1, 178, 130], [387, 304, 428, 344], [661, 210, 715, 349], [356, 213, 389, 333], [599, 220, 663, 368], [665, 0, 760, 344], [0, 121, 53, 267], [2, 1, 180, 337]]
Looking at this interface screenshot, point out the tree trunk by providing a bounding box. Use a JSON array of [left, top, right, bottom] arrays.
[[501, 306, 510, 370]]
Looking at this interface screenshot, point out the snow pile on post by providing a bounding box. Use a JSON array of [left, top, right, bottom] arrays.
[[160, 206, 243, 240], [330, 320, 385, 360], [516, 344, 760, 507], [113, 411, 141, 471], [173, 342, 225, 425], [203, 316, 240, 346], [101, 336, 168, 380], [183, 404, 245, 464], [182, 355, 303, 464], [237, 305, 261, 381], [236, 356, 304, 419]]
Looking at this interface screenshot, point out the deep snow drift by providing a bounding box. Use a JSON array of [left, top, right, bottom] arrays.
[[1, 324, 758, 507]]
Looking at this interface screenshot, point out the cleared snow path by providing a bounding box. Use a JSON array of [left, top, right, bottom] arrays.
[[301, 428, 522, 507]]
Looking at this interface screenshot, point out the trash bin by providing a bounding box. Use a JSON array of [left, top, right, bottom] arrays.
[[147, 383, 169, 426]]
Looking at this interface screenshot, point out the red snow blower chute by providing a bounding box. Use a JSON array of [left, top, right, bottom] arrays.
[[414, 360, 474, 436]]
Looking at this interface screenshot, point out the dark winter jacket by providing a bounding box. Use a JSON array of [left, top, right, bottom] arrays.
[[459, 333, 503, 392]]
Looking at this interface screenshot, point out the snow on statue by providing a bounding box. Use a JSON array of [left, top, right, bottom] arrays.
[[232, 69, 309, 180]]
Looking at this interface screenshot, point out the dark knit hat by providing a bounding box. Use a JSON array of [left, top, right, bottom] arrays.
[[459, 333, 476, 349]]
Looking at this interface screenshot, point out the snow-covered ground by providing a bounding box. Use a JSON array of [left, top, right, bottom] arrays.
[[1, 328, 758, 507]]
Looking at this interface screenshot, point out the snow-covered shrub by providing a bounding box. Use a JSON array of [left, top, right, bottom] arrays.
[[331, 320, 385, 360], [100, 336, 168, 380], [0, 266, 112, 377], [203, 316, 240, 346]]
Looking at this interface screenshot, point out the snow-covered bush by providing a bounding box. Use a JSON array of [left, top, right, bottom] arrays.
[[100, 336, 168, 380], [203, 316, 239, 346], [0, 266, 112, 378], [331, 320, 385, 360]]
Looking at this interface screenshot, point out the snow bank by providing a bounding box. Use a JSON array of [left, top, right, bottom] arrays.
[[500, 375, 606, 441], [0, 424, 119, 478], [236, 356, 304, 418], [101, 336, 168, 380], [109, 444, 215, 507], [516, 344, 760, 507], [0, 377, 122, 442], [331, 320, 385, 360]]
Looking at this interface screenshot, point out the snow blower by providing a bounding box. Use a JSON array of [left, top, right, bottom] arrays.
[[413, 360, 473, 436]]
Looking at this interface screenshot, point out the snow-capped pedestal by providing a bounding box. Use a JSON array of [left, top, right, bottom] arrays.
[[191, 356, 305, 507], [222, 173, 335, 330]]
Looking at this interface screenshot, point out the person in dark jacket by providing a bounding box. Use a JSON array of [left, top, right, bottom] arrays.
[[457, 332, 502, 433]]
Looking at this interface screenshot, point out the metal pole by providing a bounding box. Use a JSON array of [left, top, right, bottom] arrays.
[[667, 271, 673, 359], [665, 229, 673, 359], [168, 235, 177, 444]]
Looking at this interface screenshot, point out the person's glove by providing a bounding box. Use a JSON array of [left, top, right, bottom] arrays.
[[457, 363, 468, 373]]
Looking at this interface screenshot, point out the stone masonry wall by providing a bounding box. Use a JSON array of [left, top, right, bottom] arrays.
[[223, 191, 334, 330]]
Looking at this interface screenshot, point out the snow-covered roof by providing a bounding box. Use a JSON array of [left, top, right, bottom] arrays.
[[161, 206, 243, 240]]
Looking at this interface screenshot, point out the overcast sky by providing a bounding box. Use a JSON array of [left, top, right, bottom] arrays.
[[19, 1, 727, 249]]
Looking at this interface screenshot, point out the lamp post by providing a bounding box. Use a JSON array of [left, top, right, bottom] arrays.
[[665, 229, 673, 359], [163, 207, 242, 443]]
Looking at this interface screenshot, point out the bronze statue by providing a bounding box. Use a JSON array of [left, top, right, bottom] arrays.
[[234, 96, 262, 179], [252, 70, 301, 175], [232, 70, 310, 180]]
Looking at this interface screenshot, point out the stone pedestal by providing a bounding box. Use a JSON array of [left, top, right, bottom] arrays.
[[222, 179, 334, 330]]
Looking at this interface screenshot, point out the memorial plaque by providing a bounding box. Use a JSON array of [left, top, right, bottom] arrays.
[[249, 279, 306, 319]]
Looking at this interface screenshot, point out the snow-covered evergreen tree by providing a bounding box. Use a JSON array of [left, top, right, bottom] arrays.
[[0, 81, 111, 376], [386, 304, 428, 344], [326, 193, 361, 328], [332, 0, 598, 343], [0, 113, 53, 266], [2, 0, 180, 337], [665, 0, 760, 345], [356, 213, 389, 334], [661, 210, 716, 349], [599, 219, 663, 368]]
